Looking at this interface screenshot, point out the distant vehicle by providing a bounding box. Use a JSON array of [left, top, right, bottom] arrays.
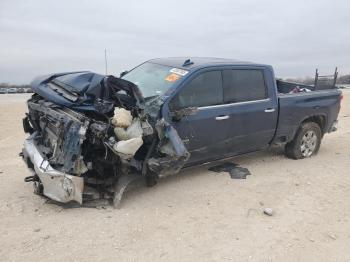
[[0, 88, 6, 94], [21, 57, 342, 207], [338, 84, 350, 89], [7, 88, 17, 93]]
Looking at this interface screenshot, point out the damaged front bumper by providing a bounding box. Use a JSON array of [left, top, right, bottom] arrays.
[[22, 133, 84, 204]]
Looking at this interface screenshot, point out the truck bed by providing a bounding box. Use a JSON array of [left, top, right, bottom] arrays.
[[277, 80, 316, 93], [274, 89, 342, 144]]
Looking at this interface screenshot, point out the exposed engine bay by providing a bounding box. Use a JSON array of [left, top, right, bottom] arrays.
[[21, 71, 189, 207]]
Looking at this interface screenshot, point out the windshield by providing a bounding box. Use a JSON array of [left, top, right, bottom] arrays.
[[122, 62, 188, 98]]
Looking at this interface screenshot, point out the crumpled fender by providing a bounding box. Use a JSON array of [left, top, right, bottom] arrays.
[[147, 119, 190, 177]]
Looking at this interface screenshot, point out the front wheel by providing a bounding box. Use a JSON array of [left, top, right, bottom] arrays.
[[285, 122, 322, 159]]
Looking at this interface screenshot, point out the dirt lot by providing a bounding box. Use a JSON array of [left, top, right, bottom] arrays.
[[0, 91, 349, 262]]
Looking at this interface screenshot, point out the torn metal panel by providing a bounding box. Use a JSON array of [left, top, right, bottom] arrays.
[[156, 119, 190, 158], [147, 119, 190, 178], [27, 99, 90, 175], [148, 156, 189, 178], [23, 133, 84, 204]]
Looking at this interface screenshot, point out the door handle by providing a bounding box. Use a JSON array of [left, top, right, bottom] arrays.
[[215, 115, 230, 120], [264, 108, 275, 113]]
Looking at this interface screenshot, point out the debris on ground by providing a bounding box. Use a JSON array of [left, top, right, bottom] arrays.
[[307, 236, 315, 242], [325, 233, 337, 240], [263, 208, 274, 216], [208, 162, 251, 179]]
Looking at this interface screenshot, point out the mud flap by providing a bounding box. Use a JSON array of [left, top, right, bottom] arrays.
[[113, 173, 141, 208]]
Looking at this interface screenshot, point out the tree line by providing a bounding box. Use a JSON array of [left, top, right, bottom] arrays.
[[0, 83, 31, 89]]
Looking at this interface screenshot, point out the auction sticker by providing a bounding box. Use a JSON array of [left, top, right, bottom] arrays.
[[170, 68, 189, 76]]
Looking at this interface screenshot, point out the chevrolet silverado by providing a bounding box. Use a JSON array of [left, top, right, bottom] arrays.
[[21, 57, 342, 207]]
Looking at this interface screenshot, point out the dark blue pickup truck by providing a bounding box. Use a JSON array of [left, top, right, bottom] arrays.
[[21, 57, 342, 206]]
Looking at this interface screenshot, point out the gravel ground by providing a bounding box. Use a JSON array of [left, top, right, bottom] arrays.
[[0, 91, 349, 262]]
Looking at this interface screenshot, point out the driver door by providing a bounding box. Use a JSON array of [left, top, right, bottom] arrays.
[[169, 70, 231, 165]]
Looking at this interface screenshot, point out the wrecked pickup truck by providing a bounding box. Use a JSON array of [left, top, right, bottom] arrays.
[[21, 57, 342, 207]]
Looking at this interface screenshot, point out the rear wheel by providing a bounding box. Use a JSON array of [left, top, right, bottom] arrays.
[[285, 122, 322, 159]]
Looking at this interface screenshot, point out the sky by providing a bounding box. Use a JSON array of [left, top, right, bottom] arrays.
[[1, 0, 349, 84]]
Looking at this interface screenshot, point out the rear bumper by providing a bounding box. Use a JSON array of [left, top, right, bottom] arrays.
[[22, 133, 84, 204]]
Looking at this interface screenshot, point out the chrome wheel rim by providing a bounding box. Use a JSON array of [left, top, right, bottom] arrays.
[[300, 130, 317, 157]]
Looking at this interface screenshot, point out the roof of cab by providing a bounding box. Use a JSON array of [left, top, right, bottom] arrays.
[[148, 57, 268, 70]]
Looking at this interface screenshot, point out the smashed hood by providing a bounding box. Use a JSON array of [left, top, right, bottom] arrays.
[[30, 71, 145, 114]]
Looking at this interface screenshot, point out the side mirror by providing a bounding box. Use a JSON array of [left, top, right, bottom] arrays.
[[120, 71, 129, 78], [170, 107, 198, 122]]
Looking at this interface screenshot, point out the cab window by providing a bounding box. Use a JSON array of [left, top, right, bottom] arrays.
[[222, 69, 267, 103], [171, 71, 223, 108]]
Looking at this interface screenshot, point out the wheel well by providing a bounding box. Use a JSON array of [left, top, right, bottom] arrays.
[[301, 115, 326, 134]]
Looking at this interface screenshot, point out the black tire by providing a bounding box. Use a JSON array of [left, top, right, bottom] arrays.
[[285, 122, 322, 159]]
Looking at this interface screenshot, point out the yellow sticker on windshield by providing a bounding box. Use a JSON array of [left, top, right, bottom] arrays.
[[165, 73, 181, 82]]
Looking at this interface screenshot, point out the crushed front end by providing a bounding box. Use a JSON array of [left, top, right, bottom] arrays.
[[21, 72, 189, 207]]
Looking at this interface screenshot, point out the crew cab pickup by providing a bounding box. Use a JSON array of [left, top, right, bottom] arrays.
[[21, 57, 342, 206]]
